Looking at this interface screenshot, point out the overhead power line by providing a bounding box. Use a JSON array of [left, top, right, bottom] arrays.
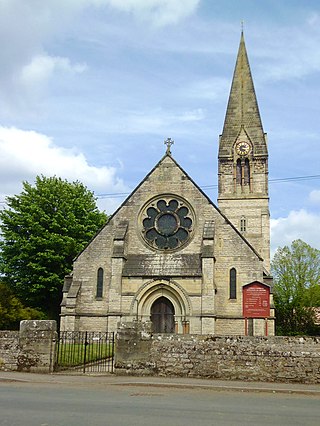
[[96, 174, 320, 199], [0, 173, 319, 204], [269, 175, 320, 183]]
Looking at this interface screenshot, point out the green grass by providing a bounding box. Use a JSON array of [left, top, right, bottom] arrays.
[[57, 342, 114, 367]]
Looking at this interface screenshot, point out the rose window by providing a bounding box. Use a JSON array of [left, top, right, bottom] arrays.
[[141, 198, 193, 250]]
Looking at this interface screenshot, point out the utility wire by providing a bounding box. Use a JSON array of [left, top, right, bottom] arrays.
[[0, 173, 319, 204], [95, 174, 320, 199]]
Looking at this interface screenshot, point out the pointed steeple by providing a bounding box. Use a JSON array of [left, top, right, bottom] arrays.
[[219, 32, 267, 158], [218, 33, 270, 272]]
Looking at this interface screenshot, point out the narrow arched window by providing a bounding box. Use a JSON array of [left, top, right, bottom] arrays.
[[96, 268, 103, 298], [230, 268, 236, 299], [240, 217, 246, 232], [236, 159, 242, 184], [244, 159, 250, 185]]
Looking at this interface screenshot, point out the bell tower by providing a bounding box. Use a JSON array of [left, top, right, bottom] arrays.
[[218, 32, 270, 272]]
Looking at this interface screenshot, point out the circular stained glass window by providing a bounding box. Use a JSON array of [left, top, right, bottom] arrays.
[[141, 197, 193, 251], [156, 213, 178, 236]]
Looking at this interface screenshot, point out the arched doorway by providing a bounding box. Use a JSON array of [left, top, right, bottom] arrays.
[[151, 297, 175, 333]]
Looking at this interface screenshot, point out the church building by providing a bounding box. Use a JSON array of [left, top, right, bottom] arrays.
[[60, 33, 275, 336]]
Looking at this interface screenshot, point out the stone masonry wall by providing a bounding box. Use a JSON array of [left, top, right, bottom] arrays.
[[0, 320, 57, 373], [0, 331, 20, 371], [62, 154, 271, 336], [115, 322, 320, 384]]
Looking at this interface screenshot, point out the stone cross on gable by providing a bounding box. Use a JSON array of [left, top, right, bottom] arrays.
[[164, 137, 174, 155]]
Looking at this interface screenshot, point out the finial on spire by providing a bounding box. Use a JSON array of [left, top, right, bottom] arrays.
[[164, 137, 174, 155], [241, 20, 244, 33]]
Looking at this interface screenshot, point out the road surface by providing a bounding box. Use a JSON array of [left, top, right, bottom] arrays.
[[0, 378, 320, 426]]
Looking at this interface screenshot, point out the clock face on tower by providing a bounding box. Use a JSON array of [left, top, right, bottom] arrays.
[[236, 141, 250, 156]]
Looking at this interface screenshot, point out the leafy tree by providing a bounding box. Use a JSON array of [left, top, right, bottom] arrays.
[[0, 282, 45, 330], [0, 176, 107, 320], [272, 239, 320, 335]]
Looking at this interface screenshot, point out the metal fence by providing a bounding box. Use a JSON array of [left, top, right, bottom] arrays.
[[55, 331, 115, 373]]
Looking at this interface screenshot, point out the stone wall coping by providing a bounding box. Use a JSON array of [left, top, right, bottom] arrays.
[[20, 320, 57, 333]]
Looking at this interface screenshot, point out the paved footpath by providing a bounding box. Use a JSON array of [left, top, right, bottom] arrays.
[[1, 371, 320, 395]]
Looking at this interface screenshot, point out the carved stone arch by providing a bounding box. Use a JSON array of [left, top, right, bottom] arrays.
[[130, 278, 192, 321], [233, 126, 253, 154]]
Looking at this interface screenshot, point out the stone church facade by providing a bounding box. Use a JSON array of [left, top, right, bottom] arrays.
[[60, 33, 275, 336]]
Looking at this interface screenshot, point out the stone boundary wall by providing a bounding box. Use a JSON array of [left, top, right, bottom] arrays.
[[0, 321, 57, 373], [115, 322, 320, 384], [0, 331, 20, 371]]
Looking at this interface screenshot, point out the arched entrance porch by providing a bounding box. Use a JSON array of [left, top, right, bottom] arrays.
[[130, 279, 192, 334]]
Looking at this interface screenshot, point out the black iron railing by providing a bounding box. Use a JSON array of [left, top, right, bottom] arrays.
[[55, 331, 114, 373]]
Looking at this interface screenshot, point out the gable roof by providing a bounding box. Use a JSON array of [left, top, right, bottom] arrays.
[[74, 152, 263, 261]]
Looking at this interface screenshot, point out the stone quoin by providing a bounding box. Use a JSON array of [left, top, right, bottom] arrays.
[[60, 32, 275, 336]]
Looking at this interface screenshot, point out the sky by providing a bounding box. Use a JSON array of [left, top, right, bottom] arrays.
[[0, 0, 319, 256]]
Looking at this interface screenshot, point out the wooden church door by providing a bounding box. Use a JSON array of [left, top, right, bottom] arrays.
[[151, 297, 175, 333]]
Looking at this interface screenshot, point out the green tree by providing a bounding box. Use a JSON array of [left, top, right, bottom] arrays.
[[0, 176, 107, 320], [272, 239, 320, 335], [0, 282, 45, 330]]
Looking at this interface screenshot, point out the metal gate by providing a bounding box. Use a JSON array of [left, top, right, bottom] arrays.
[[55, 331, 114, 373]]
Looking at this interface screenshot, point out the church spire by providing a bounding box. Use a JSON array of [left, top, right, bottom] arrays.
[[219, 32, 267, 158], [217, 33, 270, 272]]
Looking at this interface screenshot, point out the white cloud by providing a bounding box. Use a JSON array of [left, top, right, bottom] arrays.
[[0, 126, 127, 213], [15, 54, 88, 104], [309, 190, 320, 205], [271, 209, 320, 256], [307, 12, 320, 27], [98, 108, 206, 135], [182, 77, 230, 101], [0, 1, 90, 112], [253, 15, 320, 82], [20, 54, 87, 88], [105, 0, 200, 26], [0, 0, 199, 114], [179, 108, 206, 122]]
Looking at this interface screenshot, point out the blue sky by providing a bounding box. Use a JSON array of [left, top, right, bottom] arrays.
[[0, 0, 319, 255]]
